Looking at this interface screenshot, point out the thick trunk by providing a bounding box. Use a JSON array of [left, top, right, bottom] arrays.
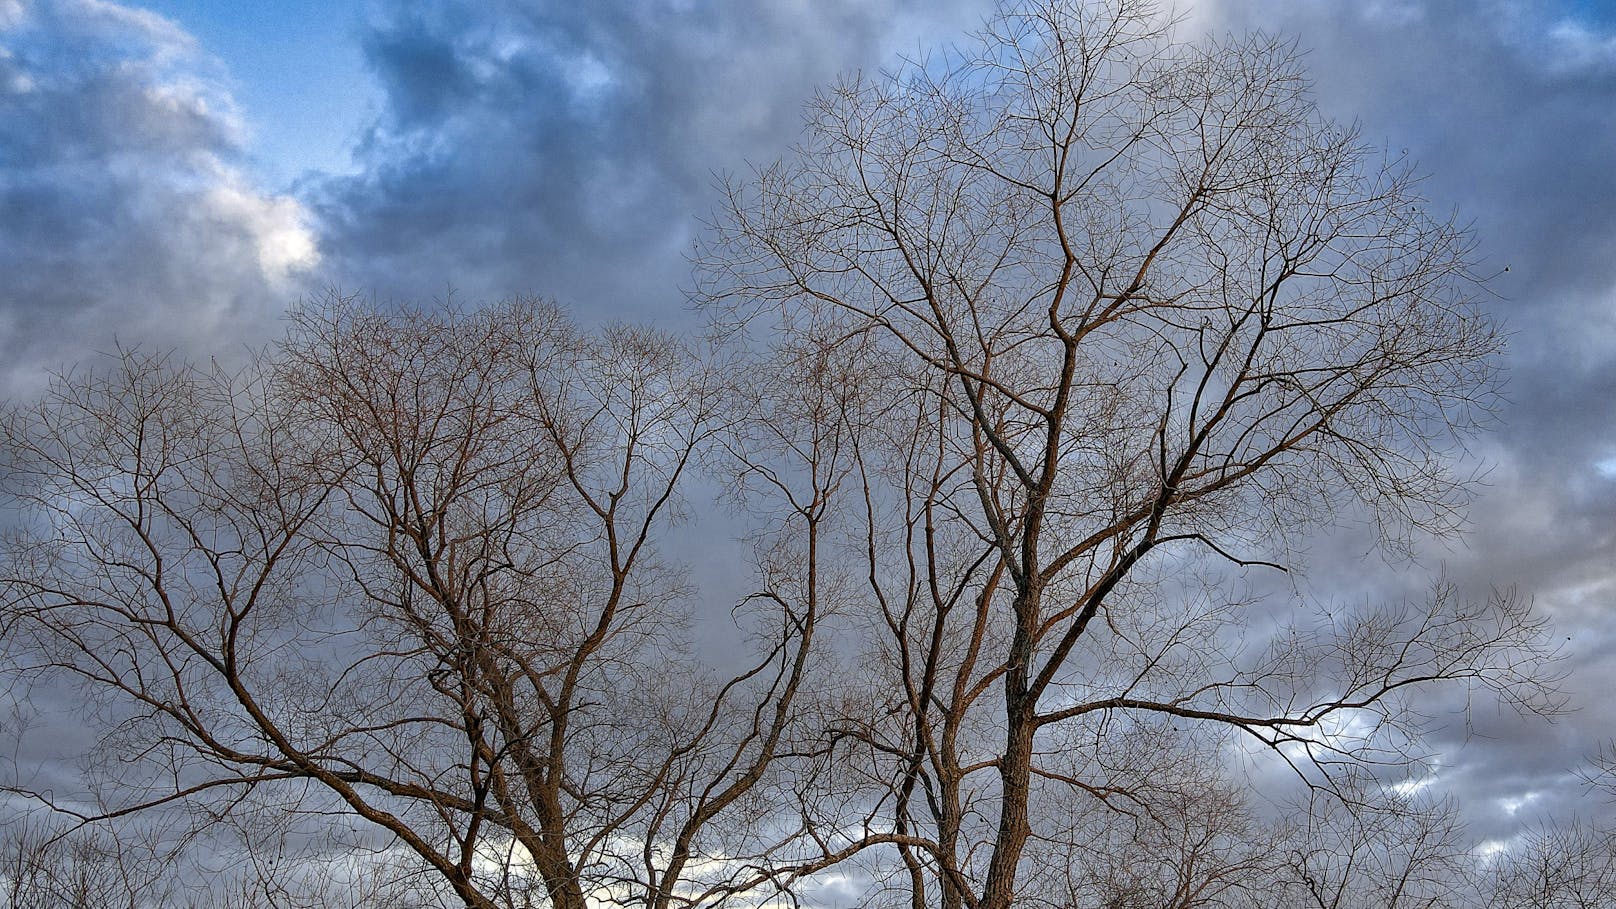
[[979, 585, 1040, 909], [979, 709, 1035, 909], [533, 843, 590, 909], [936, 767, 966, 909], [529, 780, 589, 909]]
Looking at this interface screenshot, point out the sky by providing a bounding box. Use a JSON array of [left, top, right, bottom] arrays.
[[1, 0, 1613, 859]]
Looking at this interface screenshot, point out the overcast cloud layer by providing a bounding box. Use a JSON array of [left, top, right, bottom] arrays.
[[1, 0, 1613, 854], [309, 0, 986, 316], [0, 0, 317, 392], [1190, 0, 1616, 845]]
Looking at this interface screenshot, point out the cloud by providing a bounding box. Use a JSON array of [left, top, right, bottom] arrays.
[[303, 0, 1616, 845], [1, 0, 1611, 868], [308, 0, 988, 320], [0, 0, 317, 392], [1193, 0, 1616, 839]]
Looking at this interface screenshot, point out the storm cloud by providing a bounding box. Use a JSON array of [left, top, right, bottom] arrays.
[[309, 0, 986, 318], [307, 0, 1616, 849], [0, 0, 317, 392], [1, 0, 1613, 863], [1193, 0, 1616, 844]]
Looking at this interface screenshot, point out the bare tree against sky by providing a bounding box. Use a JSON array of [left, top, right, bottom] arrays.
[[1270, 779, 1473, 909], [0, 817, 176, 909], [0, 298, 839, 909], [699, 1, 1562, 905], [0, 0, 1587, 906], [1479, 821, 1616, 909], [1017, 737, 1272, 909]]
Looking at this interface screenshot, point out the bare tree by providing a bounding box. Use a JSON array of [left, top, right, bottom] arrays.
[[1018, 726, 1274, 909], [0, 816, 176, 909], [1266, 779, 1472, 909], [1480, 822, 1616, 909], [0, 296, 838, 909], [0, 804, 463, 909], [698, 1, 1561, 906], [0, 1, 1572, 906], [1472, 751, 1616, 909]]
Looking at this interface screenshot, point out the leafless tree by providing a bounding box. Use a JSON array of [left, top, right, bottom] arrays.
[[1479, 822, 1616, 909], [1265, 778, 1472, 909], [698, 0, 1561, 906], [0, 296, 842, 909], [0, 816, 176, 909], [0, 1, 1574, 905], [1017, 726, 1273, 909], [0, 804, 459, 909], [1472, 750, 1616, 909], [1581, 742, 1616, 797]]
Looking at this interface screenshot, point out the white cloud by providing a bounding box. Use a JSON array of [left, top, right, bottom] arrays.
[[0, 0, 25, 29], [0, 0, 320, 391], [59, 0, 193, 59], [201, 180, 320, 283], [1548, 17, 1616, 71], [1497, 791, 1541, 816], [1391, 768, 1440, 796]]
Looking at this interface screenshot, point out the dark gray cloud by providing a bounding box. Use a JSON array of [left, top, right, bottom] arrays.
[[1194, 0, 1616, 843], [0, 0, 317, 392], [3, 0, 1615, 873], [309, 0, 988, 320], [0, 0, 319, 800]]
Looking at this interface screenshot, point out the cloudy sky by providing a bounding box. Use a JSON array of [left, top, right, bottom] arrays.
[[1, 0, 1613, 852]]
